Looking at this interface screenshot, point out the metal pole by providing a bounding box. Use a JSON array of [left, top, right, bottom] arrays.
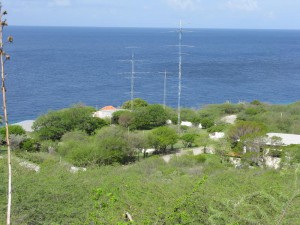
[[130, 53, 135, 111], [163, 70, 167, 109], [178, 20, 183, 130]]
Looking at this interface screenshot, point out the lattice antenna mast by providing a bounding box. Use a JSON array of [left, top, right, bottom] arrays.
[[130, 52, 135, 110], [171, 20, 194, 130], [120, 48, 149, 110], [159, 70, 171, 109], [178, 20, 183, 129]]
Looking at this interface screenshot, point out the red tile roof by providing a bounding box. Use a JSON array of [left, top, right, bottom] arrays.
[[101, 106, 117, 111]]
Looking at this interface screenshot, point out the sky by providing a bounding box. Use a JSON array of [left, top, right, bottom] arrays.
[[3, 0, 300, 29]]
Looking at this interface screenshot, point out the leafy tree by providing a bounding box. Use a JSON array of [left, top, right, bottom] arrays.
[[220, 103, 244, 114], [127, 132, 149, 159], [33, 105, 107, 140], [118, 111, 134, 128], [181, 133, 197, 148], [180, 108, 199, 123], [95, 126, 135, 165], [121, 98, 148, 110], [149, 126, 178, 153], [0, 125, 25, 140], [199, 117, 214, 129], [78, 116, 107, 135], [9, 134, 26, 151], [133, 104, 167, 130], [111, 110, 127, 124], [228, 121, 267, 145]]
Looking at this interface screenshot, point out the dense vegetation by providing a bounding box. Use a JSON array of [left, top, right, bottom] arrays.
[[0, 154, 299, 224], [1, 99, 300, 224]]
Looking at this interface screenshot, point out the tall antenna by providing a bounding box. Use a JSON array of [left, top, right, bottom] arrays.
[[120, 48, 148, 110], [130, 53, 135, 110], [159, 70, 171, 109], [173, 20, 193, 130], [178, 20, 183, 129]]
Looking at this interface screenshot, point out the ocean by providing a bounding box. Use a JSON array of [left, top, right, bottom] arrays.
[[3, 26, 300, 123]]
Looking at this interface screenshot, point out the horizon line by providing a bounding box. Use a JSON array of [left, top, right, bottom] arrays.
[[8, 25, 300, 31]]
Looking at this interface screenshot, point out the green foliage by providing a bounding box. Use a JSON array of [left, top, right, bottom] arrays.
[[228, 121, 267, 144], [111, 110, 128, 124], [220, 102, 244, 114], [200, 117, 215, 129], [33, 105, 108, 141], [149, 126, 178, 152], [118, 111, 134, 128], [237, 102, 300, 134], [20, 138, 41, 152], [282, 145, 300, 165], [0, 153, 299, 224], [58, 127, 135, 166], [9, 134, 27, 150], [180, 108, 200, 124], [132, 104, 167, 130], [0, 125, 25, 140], [251, 99, 263, 105], [207, 123, 229, 133], [181, 133, 197, 148], [121, 98, 148, 110]]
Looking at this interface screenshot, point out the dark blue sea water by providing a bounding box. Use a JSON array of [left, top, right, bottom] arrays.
[[3, 26, 300, 123]]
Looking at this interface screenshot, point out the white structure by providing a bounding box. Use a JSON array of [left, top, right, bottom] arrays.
[[181, 121, 193, 127], [209, 132, 225, 140], [266, 133, 300, 146], [93, 106, 123, 119]]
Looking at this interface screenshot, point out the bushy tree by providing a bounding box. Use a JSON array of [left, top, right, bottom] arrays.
[[228, 121, 267, 145], [133, 104, 167, 130], [180, 108, 200, 124], [0, 125, 25, 140], [149, 126, 178, 153], [181, 133, 197, 148], [199, 117, 215, 129], [20, 138, 41, 152], [33, 105, 108, 140], [127, 132, 149, 159], [9, 134, 26, 150], [118, 111, 134, 128], [121, 98, 148, 110], [94, 126, 135, 165], [111, 110, 127, 124]]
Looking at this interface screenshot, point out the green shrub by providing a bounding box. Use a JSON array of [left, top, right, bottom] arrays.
[[33, 105, 108, 141], [181, 133, 197, 148], [121, 98, 148, 109], [20, 138, 41, 152], [0, 125, 26, 140], [149, 126, 178, 153]]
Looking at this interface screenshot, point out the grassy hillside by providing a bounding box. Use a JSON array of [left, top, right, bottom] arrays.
[[1, 153, 299, 224]]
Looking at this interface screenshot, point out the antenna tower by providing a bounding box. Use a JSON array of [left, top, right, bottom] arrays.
[[120, 48, 148, 110], [159, 70, 171, 109], [175, 21, 193, 130]]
